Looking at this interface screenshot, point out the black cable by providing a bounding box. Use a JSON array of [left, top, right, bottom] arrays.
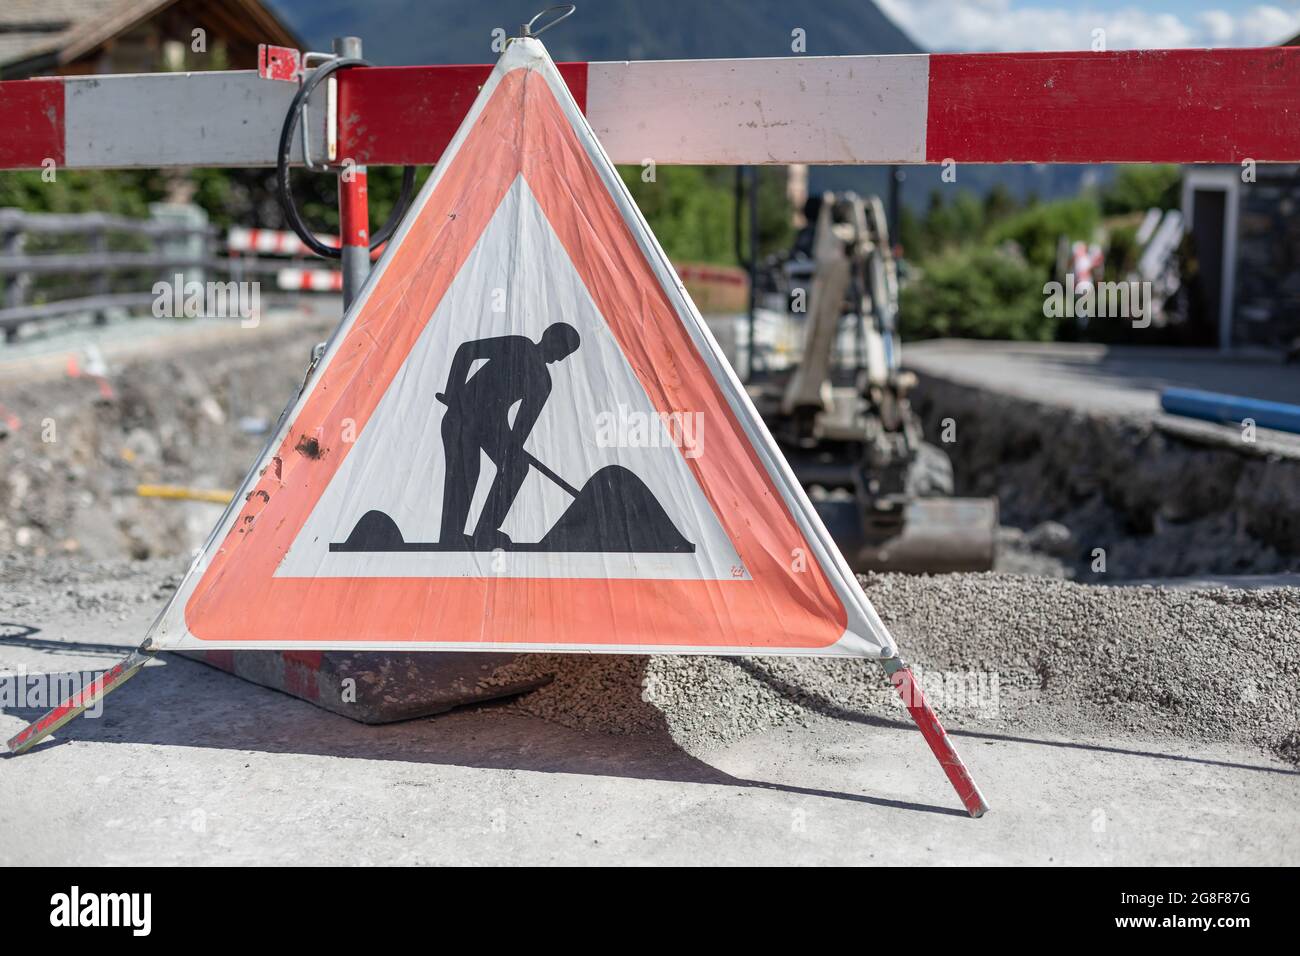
[[276, 56, 416, 260]]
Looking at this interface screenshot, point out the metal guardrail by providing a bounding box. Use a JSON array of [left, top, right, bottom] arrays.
[[0, 209, 749, 342], [0, 208, 341, 342], [0, 207, 214, 341]]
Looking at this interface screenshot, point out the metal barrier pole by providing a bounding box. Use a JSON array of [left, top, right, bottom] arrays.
[[334, 36, 370, 310]]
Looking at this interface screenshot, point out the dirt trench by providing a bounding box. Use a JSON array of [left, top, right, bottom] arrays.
[[912, 374, 1300, 581]]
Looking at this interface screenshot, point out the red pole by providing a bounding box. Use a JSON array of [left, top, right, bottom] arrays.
[[883, 658, 990, 818], [339, 166, 369, 244], [338, 163, 370, 308], [334, 35, 370, 309]]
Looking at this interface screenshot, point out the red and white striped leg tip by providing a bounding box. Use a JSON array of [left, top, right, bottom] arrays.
[[5, 649, 151, 755], [884, 657, 990, 818]]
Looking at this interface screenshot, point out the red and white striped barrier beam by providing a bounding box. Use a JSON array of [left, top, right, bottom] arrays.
[[2, 47, 1300, 171], [268, 250, 724, 294], [276, 267, 344, 292], [230, 225, 386, 261], [228, 225, 337, 255]]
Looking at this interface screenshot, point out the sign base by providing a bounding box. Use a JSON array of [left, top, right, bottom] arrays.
[[181, 650, 551, 724]]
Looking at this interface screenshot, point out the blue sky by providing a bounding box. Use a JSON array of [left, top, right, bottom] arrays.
[[878, 0, 1300, 51]]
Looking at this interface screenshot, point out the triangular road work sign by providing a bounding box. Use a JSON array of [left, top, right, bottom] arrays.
[[147, 38, 898, 658], [9, 37, 988, 816]]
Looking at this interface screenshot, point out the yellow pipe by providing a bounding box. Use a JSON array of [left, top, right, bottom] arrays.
[[136, 484, 233, 504]]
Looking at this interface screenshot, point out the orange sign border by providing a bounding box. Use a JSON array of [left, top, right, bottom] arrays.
[[184, 65, 849, 650]]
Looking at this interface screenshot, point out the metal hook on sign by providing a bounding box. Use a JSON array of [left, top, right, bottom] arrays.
[[521, 4, 576, 38]]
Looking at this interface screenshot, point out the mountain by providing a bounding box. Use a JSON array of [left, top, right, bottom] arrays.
[[267, 0, 921, 64]]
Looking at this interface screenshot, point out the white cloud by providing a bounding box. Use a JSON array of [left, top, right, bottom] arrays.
[[876, 1, 1300, 52]]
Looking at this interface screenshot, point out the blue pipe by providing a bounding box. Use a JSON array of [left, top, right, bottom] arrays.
[[1160, 386, 1300, 435]]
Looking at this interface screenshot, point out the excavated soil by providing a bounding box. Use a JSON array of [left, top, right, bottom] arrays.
[[912, 375, 1300, 581], [0, 317, 332, 561]]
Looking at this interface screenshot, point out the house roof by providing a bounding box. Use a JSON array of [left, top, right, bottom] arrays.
[[0, 0, 300, 73], [0, 0, 119, 68]]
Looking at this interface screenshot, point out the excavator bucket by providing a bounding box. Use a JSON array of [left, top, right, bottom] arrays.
[[814, 496, 999, 574]]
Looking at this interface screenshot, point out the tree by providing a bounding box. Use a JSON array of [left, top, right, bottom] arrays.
[[982, 183, 1018, 226], [899, 246, 1053, 341], [1101, 164, 1181, 215], [617, 165, 790, 265]]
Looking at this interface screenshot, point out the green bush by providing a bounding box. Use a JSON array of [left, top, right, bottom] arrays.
[[0, 169, 158, 217], [899, 246, 1054, 341], [985, 198, 1099, 271], [617, 165, 790, 265], [1101, 165, 1181, 215], [912, 188, 986, 256]]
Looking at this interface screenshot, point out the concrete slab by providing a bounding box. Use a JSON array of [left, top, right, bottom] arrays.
[[1, 650, 1295, 865], [1, 566, 1296, 865]]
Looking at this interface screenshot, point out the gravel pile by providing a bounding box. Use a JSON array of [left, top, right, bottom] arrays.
[[866, 573, 1299, 745], [487, 573, 1300, 762]]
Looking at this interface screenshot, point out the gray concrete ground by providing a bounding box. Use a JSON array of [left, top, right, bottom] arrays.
[[905, 340, 1300, 413], [4, 668, 1295, 866], [2, 562, 1296, 866]]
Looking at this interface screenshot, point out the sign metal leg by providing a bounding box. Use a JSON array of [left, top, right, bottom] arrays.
[[6, 648, 153, 755], [882, 656, 990, 818]]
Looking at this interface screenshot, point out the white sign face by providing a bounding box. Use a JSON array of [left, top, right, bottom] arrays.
[[147, 37, 895, 661], [281, 177, 742, 581]]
